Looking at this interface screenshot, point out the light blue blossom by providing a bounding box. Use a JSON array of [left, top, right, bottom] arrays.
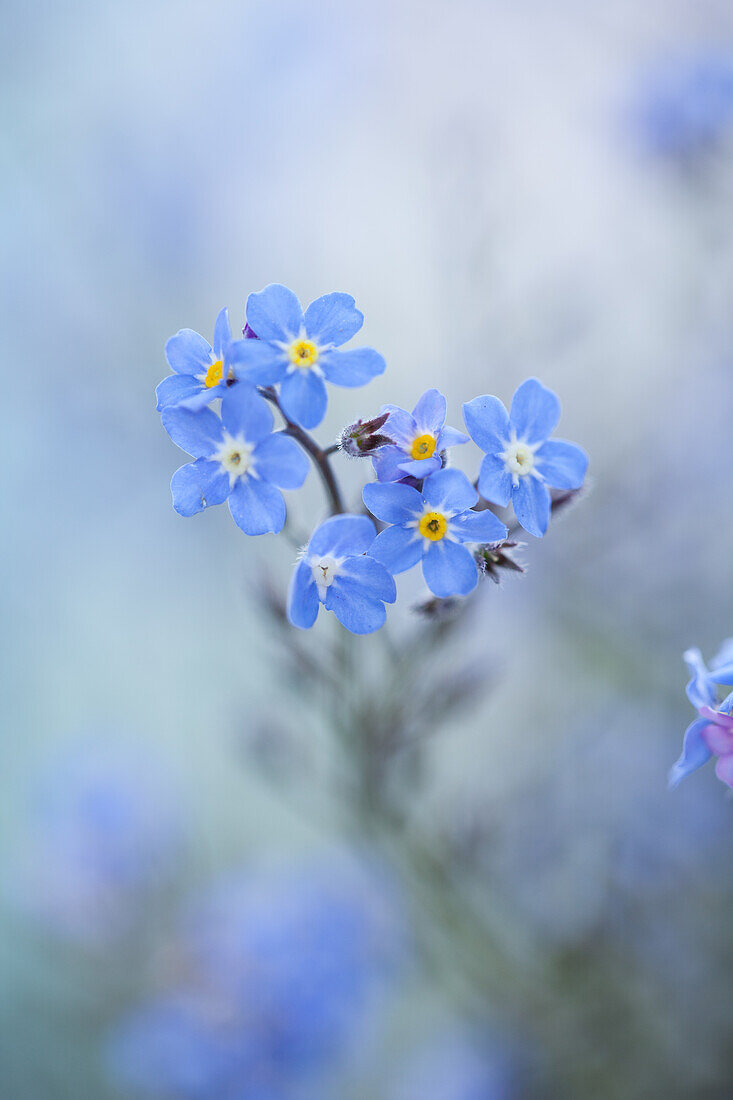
[[161, 383, 308, 535], [633, 52, 733, 162], [371, 389, 468, 482], [157, 307, 244, 412], [233, 283, 386, 429], [669, 640, 733, 790], [107, 861, 403, 1099], [288, 515, 396, 633], [364, 469, 507, 598], [463, 378, 587, 538]]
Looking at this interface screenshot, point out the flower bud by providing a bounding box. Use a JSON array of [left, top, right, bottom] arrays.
[[474, 541, 525, 584], [339, 412, 393, 457]]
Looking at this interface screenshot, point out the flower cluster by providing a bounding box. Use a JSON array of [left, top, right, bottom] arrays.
[[669, 640, 733, 791], [158, 284, 588, 634]]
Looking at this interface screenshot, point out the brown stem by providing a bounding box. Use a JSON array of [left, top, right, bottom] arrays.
[[259, 387, 345, 515]]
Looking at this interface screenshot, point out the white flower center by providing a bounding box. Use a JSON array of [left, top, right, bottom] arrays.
[[213, 432, 255, 484], [310, 555, 339, 591], [501, 440, 536, 480]]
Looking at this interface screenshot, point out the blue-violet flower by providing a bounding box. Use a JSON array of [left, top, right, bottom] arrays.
[[364, 468, 508, 598], [463, 378, 588, 538], [669, 640, 733, 790], [157, 307, 247, 412], [371, 388, 468, 482]]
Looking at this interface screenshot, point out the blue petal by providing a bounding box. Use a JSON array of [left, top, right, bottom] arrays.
[[213, 307, 231, 359], [309, 514, 376, 557], [336, 556, 397, 603], [165, 329, 213, 375], [709, 637, 733, 686], [253, 432, 309, 489], [227, 477, 286, 535], [381, 406, 417, 449], [462, 395, 511, 452], [171, 459, 229, 516], [303, 292, 363, 346], [509, 378, 560, 444], [245, 284, 303, 342], [512, 477, 551, 537], [668, 718, 713, 789], [372, 445, 413, 483], [477, 453, 513, 507], [287, 559, 319, 629], [368, 524, 423, 574], [363, 481, 423, 524], [449, 508, 508, 544], [535, 439, 588, 489], [397, 456, 442, 478], [436, 425, 469, 449], [320, 347, 386, 386], [683, 647, 716, 708], [279, 370, 328, 429], [221, 383, 273, 442], [422, 539, 478, 598], [422, 469, 477, 515], [161, 406, 223, 458], [411, 389, 446, 434], [227, 340, 288, 385], [177, 383, 226, 412], [156, 374, 203, 411], [323, 586, 387, 634]]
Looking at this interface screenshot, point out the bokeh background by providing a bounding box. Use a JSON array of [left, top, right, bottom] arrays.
[[2, 0, 733, 1097]]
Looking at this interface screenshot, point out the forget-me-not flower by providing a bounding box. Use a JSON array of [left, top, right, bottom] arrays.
[[288, 515, 396, 633], [371, 389, 469, 482], [463, 378, 588, 538], [364, 469, 508, 598], [161, 383, 308, 535], [669, 640, 733, 790], [157, 307, 244, 412], [233, 283, 386, 429]]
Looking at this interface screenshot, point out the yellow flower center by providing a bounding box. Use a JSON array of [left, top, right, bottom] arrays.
[[411, 433, 437, 460], [418, 511, 447, 541], [289, 339, 318, 370], [204, 359, 224, 388]]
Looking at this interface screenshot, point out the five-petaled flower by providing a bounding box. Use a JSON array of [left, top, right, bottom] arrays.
[[157, 307, 246, 413], [233, 284, 386, 430], [161, 383, 308, 535], [669, 640, 733, 790], [371, 389, 468, 482], [288, 516, 396, 633], [363, 469, 508, 598], [463, 378, 588, 538]]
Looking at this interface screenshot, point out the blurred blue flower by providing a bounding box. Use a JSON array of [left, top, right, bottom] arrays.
[[7, 737, 182, 943], [371, 389, 468, 482], [390, 1027, 515, 1100], [670, 639, 733, 790], [633, 52, 733, 161], [364, 468, 507, 598], [288, 515, 396, 633], [107, 860, 403, 1098], [161, 383, 308, 535], [234, 283, 386, 429], [157, 307, 244, 412], [463, 379, 587, 538]]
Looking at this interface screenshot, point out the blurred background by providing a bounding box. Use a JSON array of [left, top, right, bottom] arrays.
[[2, 0, 733, 1096]]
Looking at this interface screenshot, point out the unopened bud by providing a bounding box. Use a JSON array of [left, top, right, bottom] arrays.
[[474, 541, 525, 584], [339, 412, 393, 457]]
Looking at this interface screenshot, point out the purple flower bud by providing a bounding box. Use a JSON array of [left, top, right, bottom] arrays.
[[339, 412, 393, 457], [474, 541, 525, 584]]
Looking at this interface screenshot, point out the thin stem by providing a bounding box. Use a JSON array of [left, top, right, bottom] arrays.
[[259, 387, 345, 515]]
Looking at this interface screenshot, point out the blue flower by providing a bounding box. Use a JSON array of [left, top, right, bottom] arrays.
[[463, 378, 588, 538], [371, 389, 469, 482], [364, 468, 508, 598], [288, 515, 396, 633], [669, 640, 733, 790], [157, 307, 245, 412], [233, 283, 386, 429], [633, 52, 733, 161], [161, 383, 309, 535]]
